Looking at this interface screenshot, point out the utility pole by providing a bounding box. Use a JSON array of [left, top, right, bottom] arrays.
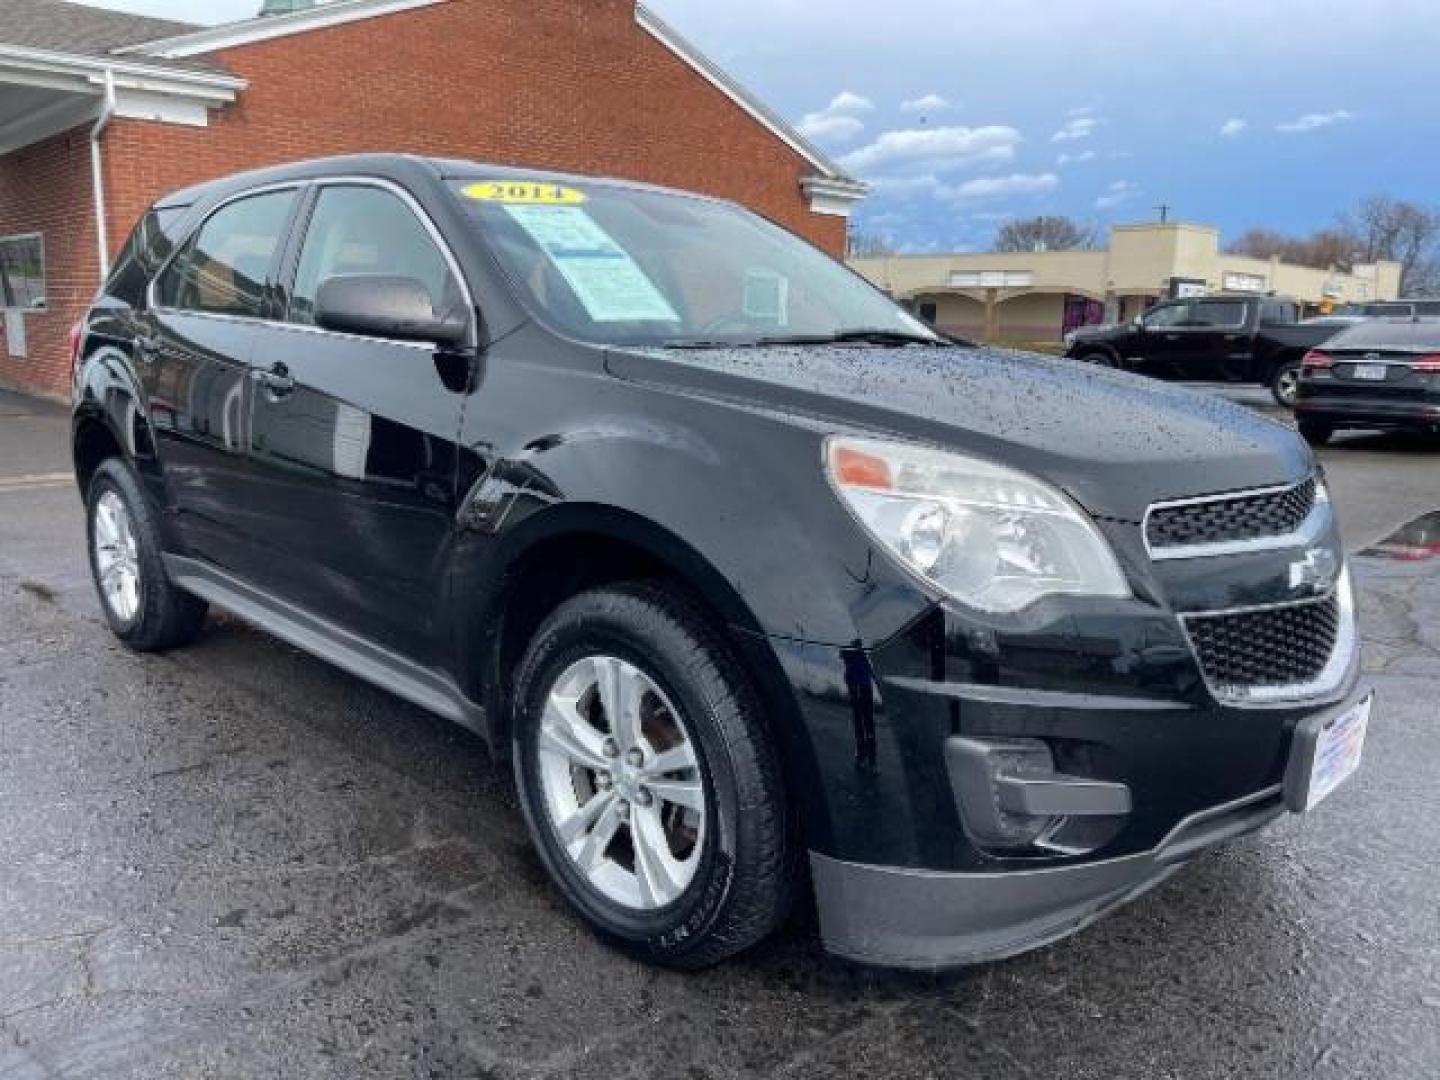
[[1155, 204, 1171, 224]]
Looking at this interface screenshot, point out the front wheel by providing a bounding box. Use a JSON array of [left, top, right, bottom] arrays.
[[512, 582, 793, 969], [1270, 360, 1303, 408]]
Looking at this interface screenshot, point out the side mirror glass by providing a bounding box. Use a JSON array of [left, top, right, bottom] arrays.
[[314, 274, 468, 347]]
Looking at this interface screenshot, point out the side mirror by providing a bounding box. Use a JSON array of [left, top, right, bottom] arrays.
[[1131, 316, 1145, 329], [314, 274, 469, 347]]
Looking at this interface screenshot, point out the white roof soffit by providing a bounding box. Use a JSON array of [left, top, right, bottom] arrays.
[[116, 0, 446, 59], [0, 44, 245, 102], [634, 3, 862, 189]]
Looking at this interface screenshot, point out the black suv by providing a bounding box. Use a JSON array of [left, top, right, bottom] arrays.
[[1065, 294, 1340, 406], [72, 155, 1371, 971]]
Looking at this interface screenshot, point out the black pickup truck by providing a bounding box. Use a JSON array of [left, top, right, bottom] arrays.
[[1064, 295, 1341, 406]]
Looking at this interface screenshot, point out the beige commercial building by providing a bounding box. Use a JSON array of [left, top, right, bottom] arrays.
[[851, 223, 1403, 345]]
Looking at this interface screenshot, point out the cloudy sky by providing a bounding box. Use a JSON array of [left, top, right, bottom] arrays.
[[91, 0, 1440, 252]]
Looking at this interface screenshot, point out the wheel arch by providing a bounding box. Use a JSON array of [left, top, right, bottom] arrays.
[[462, 503, 823, 842], [1072, 343, 1121, 365]]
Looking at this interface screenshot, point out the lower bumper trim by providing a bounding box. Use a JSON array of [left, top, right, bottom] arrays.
[[811, 785, 1285, 971]]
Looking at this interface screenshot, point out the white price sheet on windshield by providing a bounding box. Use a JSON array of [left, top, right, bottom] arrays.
[[503, 205, 679, 324]]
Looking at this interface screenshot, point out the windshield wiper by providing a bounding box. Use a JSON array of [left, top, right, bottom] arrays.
[[659, 328, 950, 350], [753, 329, 950, 348]]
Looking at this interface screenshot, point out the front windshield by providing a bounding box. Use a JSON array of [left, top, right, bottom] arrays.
[[448, 178, 939, 348]]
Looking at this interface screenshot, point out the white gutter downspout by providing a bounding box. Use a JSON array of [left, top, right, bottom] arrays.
[[89, 68, 117, 278]]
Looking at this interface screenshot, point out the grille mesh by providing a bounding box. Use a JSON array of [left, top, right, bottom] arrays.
[[1148, 478, 1316, 550], [1183, 595, 1340, 691]]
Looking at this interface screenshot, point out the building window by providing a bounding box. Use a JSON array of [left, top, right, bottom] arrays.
[[948, 270, 1033, 289], [0, 233, 46, 310]]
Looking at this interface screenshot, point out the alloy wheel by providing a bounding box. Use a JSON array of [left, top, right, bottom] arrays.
[[93, 490, 141, 623], [536, 655, 706, 911], [1276, 367, 1300, 407]]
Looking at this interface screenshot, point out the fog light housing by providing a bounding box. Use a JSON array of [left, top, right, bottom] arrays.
[[945, 736, 1132, 855]]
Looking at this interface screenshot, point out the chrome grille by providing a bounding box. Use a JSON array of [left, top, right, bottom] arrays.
[[1182, 594, 1341, 692], [1147, 478, 1317, 551]]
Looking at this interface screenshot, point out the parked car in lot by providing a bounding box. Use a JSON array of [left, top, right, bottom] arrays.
[[1295, 318, 1440, 444], [1065, 295, 1342, 406], [1334, 299, 1440, 319], [72, 155, 1369, 971]]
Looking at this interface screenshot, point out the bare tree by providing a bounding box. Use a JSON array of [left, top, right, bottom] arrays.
[[846, 230, 895, 259], [1225, 227, 1354, 270], [994, 215, 1098, 253], [1340, 196, 1440, 294], [1227, 196, 1440, 294], [1225, 228, 1292, 261]]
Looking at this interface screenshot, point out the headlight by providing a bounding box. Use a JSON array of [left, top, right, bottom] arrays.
[[825, 437, 1130, 614]]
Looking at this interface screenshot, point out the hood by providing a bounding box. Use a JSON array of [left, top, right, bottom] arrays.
[[606, 343, 1311, 523]]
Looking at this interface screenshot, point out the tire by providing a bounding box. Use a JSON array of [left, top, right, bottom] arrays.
[[1076, 349, 1116, 368], [511, 581, 793, 969], [86, 457, 208, 651], [1297, 422, 1334, 447], [1270, 360, 1302, 408]]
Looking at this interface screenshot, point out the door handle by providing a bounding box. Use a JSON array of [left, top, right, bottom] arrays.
[[253, 364, 295, 397]]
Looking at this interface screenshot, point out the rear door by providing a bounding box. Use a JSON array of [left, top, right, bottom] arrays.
[[143, 186, 300, 572], [240, 179, 474, 664]]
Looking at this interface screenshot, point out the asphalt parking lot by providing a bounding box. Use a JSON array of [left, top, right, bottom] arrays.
[[1, 385, 1437, 1079]]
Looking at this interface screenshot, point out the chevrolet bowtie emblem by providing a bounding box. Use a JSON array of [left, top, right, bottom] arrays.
[[1289, 548, 1339, 595]]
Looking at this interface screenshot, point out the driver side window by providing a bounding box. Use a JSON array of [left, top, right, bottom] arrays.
[[1143, 303, 1191, 329], [289, 184, 459, 328]]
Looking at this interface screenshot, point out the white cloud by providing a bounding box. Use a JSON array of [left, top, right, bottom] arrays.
[[1096, 180, 1140, 209], [900, 93, 952, 114], [840, 124, 1022, 174], [1052, 116, 1101, 142], [1057, 150, 1096, 166], [797, 114, 866, 142], [945, 173, 1060, 200], [826, 91, 875, 113], [795, 90, 876, 144], [867, 170, 1058, 203], [1219, 117, 1248, 137], [1276, 109, 1355, 133]]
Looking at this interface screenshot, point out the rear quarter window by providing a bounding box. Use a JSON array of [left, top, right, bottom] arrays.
[[106, 207, 187, 306]]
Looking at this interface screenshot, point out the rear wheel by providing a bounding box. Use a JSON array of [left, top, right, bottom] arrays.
[[86, 458, 208, 651], [1298, 421, 1334, 447], [1270, 360, 1302, 408], [512, 582, 793, 969]]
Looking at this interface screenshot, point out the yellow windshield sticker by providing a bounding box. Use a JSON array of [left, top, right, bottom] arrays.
[[462, 181, 587, 206]]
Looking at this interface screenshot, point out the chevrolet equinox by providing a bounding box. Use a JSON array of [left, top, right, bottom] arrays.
[[71, 155, 1371, 970]]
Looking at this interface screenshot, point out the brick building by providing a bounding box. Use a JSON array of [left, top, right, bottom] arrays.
[[0, 0, 866, 399]]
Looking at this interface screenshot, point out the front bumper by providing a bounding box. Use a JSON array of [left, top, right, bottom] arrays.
[[812, 783, 1285, 970]]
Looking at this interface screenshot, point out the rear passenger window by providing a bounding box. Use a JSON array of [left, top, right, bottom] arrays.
[[1190, 301, 1246, 327], [155, 190, 295, 318], [288, 185, 458, 327]]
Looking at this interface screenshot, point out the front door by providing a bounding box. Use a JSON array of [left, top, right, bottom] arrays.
[[242, 181, 473, 665], [142, 187, 300, 572], [1131, 300, 1193, 377]]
